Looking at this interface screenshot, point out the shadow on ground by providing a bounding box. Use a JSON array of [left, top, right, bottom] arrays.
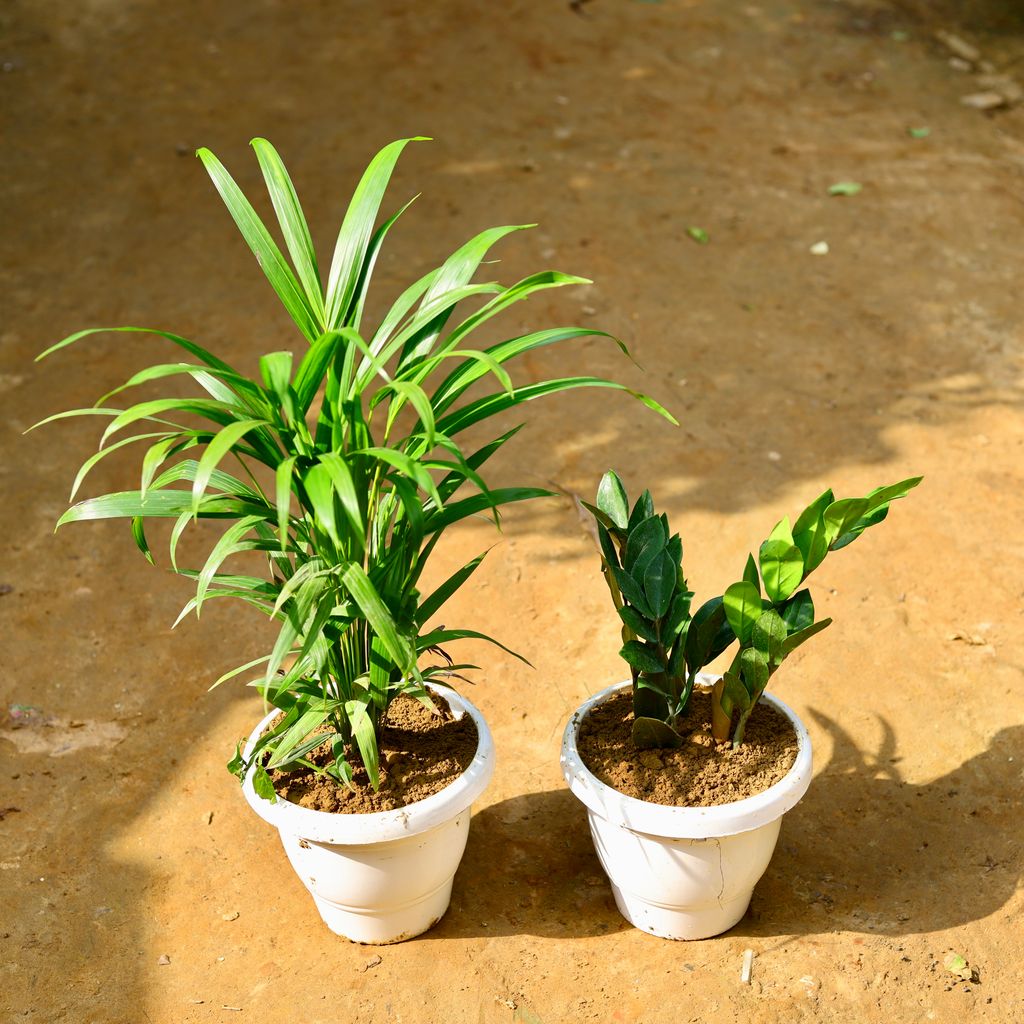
[[443, 718, 1023, 942]]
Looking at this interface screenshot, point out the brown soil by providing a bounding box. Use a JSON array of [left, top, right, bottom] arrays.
[[269, 693, 478, 814], [577, 690, 797, 806]]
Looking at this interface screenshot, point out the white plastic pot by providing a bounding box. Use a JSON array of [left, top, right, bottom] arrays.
[[241, 687, 494, 944], [560, 675, 812, 940]]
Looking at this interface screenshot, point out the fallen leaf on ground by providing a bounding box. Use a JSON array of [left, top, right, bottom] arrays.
[[686, 226, 709, 244], [828, 181, 862, 197], [944, 952, 979, 982]]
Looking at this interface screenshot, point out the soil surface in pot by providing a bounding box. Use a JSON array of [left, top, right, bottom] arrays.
[[268, 693, 478, 813], [577, 690, 797, 806]]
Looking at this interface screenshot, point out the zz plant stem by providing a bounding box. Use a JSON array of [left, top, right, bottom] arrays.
[[34, 137, 675, 796]]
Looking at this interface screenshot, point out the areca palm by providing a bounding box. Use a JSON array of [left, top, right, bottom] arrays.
[[35, 137, 675, 795]]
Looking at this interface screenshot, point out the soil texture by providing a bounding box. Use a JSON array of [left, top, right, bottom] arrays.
[[269, 693, 478, 814], [578, 689, 797, 805]]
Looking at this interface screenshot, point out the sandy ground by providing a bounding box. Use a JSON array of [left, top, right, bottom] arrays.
[[3, 1, 1024, 1021]]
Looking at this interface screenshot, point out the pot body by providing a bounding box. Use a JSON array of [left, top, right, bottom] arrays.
[[242, 686, 494, 944], [560, 676, 812, 940]]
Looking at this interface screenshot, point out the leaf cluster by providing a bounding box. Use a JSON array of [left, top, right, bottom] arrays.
[[35, 138, 674, 794], [592, 472, 921, 748]]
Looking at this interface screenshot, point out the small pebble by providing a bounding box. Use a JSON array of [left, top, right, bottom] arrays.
[[809, 241, 829, 256], [157, 954, 171, 966]]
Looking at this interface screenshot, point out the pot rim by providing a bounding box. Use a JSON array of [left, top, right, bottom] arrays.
[[560, 674, 813, 838], [241, 684, 494, 844]]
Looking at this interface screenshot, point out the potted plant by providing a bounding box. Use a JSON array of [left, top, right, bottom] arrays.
[[34, 138, 673, 943], [561, 470, 921, 939]]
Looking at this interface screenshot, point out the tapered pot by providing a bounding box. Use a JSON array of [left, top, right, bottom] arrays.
[[242, 686, 494, 944], [560, 676, 812, 940]]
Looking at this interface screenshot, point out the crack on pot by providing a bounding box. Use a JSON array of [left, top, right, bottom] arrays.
[[714, 837, 726, 908]]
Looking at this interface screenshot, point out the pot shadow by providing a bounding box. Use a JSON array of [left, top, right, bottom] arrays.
[[441, 716, 1024, 941], [715, 711, 1023, 939], [436, 788, 632, 940]]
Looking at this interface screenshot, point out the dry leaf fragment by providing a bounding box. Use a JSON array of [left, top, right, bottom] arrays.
[[943, 952, 979, 982], [947, 631, 988, 646]]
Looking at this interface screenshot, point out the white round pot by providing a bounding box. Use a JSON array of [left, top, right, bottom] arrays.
[[560, 675, 812, 940], [241, 687, 494, 944]]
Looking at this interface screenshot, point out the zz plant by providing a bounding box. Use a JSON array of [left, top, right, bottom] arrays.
[[590, 471, 920, 749], [35, 137, 672, 797]]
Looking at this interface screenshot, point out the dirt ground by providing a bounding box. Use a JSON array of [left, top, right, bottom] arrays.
[[3, 1, 1024, 1021]]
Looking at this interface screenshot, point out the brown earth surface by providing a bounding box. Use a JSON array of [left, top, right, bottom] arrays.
[[3, 1, 1024, 1022]]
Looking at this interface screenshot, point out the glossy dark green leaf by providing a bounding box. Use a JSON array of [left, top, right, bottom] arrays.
[[739, 646, 770, 695], [619, 640, 665, 675], [597, 522, 620, 568], [664, 590, 693, 638], [631, 717, 683, 750], [720, 670, 752, 713], [643, 548, 676, 618], [627, 489, 655, 531], [779, 588, 814, 634], [618, 605, 659, 642], [751, 608, 788, 665], [684, 596, 729, 671], [612, 565, 654, 618], [623, 515, 665, 573]]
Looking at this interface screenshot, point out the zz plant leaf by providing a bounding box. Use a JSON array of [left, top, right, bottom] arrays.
[[36, 138, 675, 794], [591, 471, 921, 750]]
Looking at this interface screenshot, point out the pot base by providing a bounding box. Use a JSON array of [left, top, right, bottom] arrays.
[[312, 877, 455, 945], [610, 883, 751, 941]]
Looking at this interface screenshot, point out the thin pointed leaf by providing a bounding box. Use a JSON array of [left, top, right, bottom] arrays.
[[197, 147, 321, 341], [191, 419, 271, 516], [251, 137, 324, 317], [324, 137, 428, 329], [415, 551, 489, 625]]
